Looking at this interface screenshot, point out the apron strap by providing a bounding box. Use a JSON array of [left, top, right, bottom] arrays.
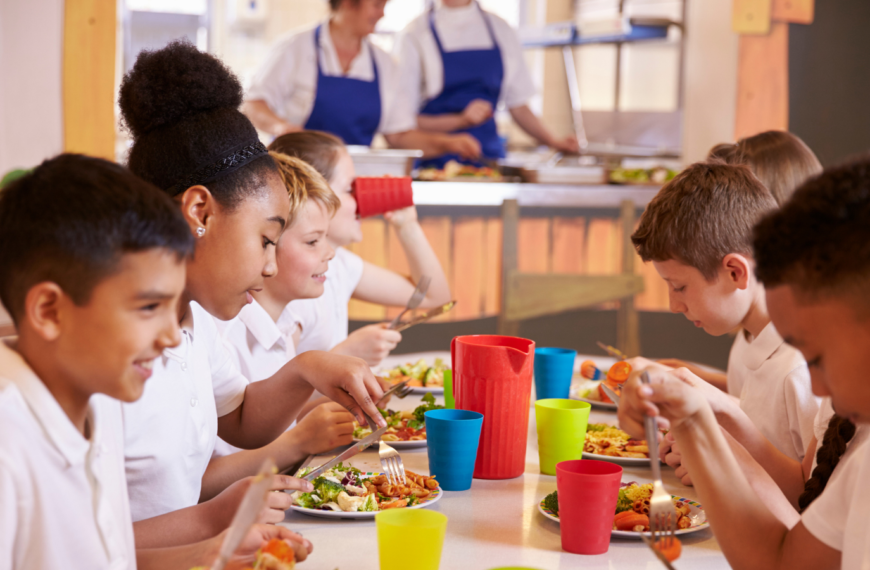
[[315, 23, 380, 83]]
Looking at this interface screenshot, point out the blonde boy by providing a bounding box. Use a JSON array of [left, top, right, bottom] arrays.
[[631, 162, 819, 462]]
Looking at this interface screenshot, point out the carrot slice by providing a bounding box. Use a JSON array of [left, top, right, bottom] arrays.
[[259, 538, 294, 562], [613, 512, 649, 531], [654, 537, 682, 562], [607, 362, 632, 383]]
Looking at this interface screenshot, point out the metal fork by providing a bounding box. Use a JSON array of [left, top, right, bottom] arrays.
[[388, 276, 432, 330], [641, 371, 678, 556], [640, 533, 678, 570], [361, 409, 407, 486], [375, 378, 413, 407]]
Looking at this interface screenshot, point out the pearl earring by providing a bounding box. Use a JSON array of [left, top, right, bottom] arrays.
[[196, 227, 206, 237]]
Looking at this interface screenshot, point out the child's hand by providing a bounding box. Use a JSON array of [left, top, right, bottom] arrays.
[[210, 474, 313, 527], [383, 206, 418, 229], [618, 367, 710, 438], [334, 323, 402, 367], [224, 524, 312, 568], [294, 402, 356, 455], [660, 431, 694, 486]]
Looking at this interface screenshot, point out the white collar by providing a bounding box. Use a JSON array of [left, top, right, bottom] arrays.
[[239, 299, 284, 351], [741, 321, 786, 371], [435, 1, 478, 14], [162, 301, 196, 363], [0, 340, 95, 467]]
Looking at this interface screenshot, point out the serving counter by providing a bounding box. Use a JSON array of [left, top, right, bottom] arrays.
[[281, 352, 729, 570]]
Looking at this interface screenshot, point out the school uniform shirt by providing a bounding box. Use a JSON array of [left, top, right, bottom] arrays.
[[289, 246, 365, 354], [801, 434, 870, 566], [246, 22, 415, 137], [0, 341, 136, 570], [394, 1, 536, 116], [212, 299, 300, 457], [122, 301, 248, 522], [727, 322, 819, 462]]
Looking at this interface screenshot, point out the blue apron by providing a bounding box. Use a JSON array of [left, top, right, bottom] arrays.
[[419, 4, 505, 169], [304, 25, 382, 146]]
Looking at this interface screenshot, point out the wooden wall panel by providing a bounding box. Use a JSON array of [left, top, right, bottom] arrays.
[[732, 0, 773, 34], [518, 218, 551, 274], [419, 217, 454, 321], [384, 224, 411, 320], [483, 218, 503, 316], [452, 218, 486, 320], [347, 219, 387, 321], [586, 219, 618, 275], [552, 217, 586, 274], [63, 0, 116, 159], [771, 0, 814, 23], [735, 21, 789, 140]]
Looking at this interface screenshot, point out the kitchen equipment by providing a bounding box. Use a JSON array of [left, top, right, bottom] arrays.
[[642, 371, 679, 551], [452, 335, 535, 479], [379, 439, 406, 486], [376, 509, 447, 570], [347, 146, 423, 177], [302, 425, 387, 481], [424, 409, 484, 491], [392, 300, 456, 332], [535, 399, 590, 475], [555, 459, 623, 555], [534, 347, 577, 400], [388, 276, 431, 330], [352, 176, 414, 218]]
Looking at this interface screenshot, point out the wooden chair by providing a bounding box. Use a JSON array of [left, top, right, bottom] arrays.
[[496, 198, 643, 356]]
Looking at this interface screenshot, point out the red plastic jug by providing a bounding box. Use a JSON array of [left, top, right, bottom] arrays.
[[451, 335, 535, 479]]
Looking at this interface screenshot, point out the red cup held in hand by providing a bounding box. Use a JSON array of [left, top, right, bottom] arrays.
[[352, 176, 414, 218], [556, 459, 623, 555]]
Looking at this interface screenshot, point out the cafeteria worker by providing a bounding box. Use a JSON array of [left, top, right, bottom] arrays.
[[396, 0, 580, 167], [241, 0, 480, 160]]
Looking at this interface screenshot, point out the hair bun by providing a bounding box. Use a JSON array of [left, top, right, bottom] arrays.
[[119, 40, 243, 138]]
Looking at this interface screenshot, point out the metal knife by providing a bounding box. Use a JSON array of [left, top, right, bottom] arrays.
[[393, 300, 457, 332], [301, 424, 387, 481], [596, 340, 629, 360], [211, 458, 277, 570], [600, 382, 621, 405]]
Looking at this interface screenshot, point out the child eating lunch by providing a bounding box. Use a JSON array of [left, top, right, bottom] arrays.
[[269, 130, 452, 367], [0, 154, 310, 569], [619, 158, 870, 569], [117, 41, 385, 550]]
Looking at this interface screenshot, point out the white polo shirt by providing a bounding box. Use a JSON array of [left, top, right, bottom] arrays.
[[289, 246, 365, 354], [123, 301, 248, 521], [0, 341, 136, 570], [394, 2, 536, 115], [728, 322, 819, 461], [213, 299, 300, 457], [246, 21, 416, 136], [802, 434, 870, 566]]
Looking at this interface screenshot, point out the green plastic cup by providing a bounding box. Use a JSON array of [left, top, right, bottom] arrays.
[[443, 369, 455, 409], [535, 399, 591, 476], [376, 509, 448, 570]]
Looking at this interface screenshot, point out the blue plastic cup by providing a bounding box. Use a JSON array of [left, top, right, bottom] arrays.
[[424, 409, 484, 491], [534, 347, 577, 400]]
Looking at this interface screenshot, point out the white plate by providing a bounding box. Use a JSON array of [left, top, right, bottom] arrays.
[[352, 438, 427, 449], [290, 472, 442, 520], [582, 451, 656, 466], [574, 396, 618, 411], [537, 496, 709, 538]]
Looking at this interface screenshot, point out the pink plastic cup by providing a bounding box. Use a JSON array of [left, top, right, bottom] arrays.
[[556, 459, 623, 555], [352, 176, 414, 218]]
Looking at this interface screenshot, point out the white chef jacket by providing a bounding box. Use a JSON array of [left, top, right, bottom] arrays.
[[212, 299, 300, 457], [289, 246, 365, 354], [0, 340, 136, 570], [394, 1, 537, 116], [728, 322, 819, 461], [246, 21, 415, 136], [802, 435, 870, 566], [123, 301, 249, 521]]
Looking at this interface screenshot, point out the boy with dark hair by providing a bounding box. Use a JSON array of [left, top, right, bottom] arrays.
[[631, 162, 819, 466], [0, 154, 309, 570], [619, 157, 870, 569]]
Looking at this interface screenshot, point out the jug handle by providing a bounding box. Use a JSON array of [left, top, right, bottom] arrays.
[[450, 337, 457, 408]]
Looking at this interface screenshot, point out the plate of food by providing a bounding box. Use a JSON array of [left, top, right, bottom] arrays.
[[381, 358, 449, 394], [416, 160, 503, 182], [289, 464, 442, 520], [538, 482, 709, 539], [570, 359, 631, 411], [582, 423, 657, 466], [351, 393, 443, 449]]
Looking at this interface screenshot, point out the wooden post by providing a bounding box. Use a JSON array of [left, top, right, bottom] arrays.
[[497, 199, 520, 337], [616, 200, 640, 356]]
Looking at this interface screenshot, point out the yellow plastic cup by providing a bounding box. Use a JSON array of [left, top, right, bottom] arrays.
[[376, 509, 448, 570], [535, 399, 591, 475]]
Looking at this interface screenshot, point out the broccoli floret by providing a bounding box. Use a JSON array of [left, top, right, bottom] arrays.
[[413, 392, 445, 423], [295, 492, 319, 509], [353, 426, 369, 439], [361, 494, 379, 512], [543, 490, 559, 517], [615, 488, 633, 514], [586, 423, 607, 432], [313, 477, 344, 502]]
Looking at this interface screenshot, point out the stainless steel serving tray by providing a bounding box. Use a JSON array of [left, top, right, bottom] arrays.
[[346, 146, 423, 177]]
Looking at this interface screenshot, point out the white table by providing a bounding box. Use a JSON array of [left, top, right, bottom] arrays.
[[281, 352, 731, 569]]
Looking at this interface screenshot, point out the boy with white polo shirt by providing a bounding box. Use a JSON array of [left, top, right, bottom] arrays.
[[619, 157, 870, 569], [630, 163, 819, 476], [0, 155, 311, 570]]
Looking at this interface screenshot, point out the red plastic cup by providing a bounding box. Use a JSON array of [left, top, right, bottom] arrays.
[[352, 176, 414, 218], [452, 335, 535, 479], [556, 459, 623, 555]]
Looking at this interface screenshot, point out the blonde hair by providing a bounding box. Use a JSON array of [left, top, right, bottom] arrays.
[[269, 131, 345, 183], [707, 131, 822, 206], [268, 151, 340, 226]]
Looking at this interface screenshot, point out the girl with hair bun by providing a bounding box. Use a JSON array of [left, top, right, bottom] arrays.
[[118, 40, 385, 549]]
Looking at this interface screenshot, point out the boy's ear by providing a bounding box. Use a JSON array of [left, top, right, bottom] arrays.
[[722, 253, 752, 290], [178, 185, 216, 235], [23, 282, 66, 341]]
